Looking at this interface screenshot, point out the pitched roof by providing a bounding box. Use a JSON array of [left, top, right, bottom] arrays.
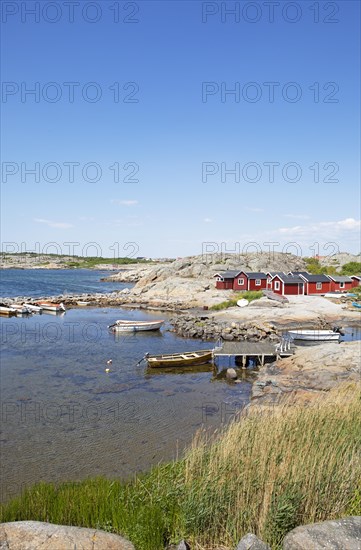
[[214, 270, 242, 278], [268, 271, 286, 277], [289, 271, 310, 277], [299, 274, 330, 283], [243, 272, 267, 279], [328, 276, 353, 283], [275, 274, 304, 284]]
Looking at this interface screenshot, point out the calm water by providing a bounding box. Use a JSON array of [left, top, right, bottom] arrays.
[[0, 307, 253, 502], [0, 269, 130, 298]]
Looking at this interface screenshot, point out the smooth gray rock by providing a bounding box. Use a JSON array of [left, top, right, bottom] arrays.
[[0, 521, 135, 549], [283, 516, 361, 549], [226, 368, 238, 380], [236, 533, 271, 549]]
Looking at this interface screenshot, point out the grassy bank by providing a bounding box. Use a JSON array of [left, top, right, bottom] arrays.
[[1, 383, 360, 549], [210, 290, 263, 311]]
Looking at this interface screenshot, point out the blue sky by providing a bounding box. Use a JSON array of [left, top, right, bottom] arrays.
[[1, 0, 360, 258]]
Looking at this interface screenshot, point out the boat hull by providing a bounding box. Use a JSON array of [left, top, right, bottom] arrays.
[[288, 330, 340, 341], [146, 350, 213, 368], [110, 320, 164, 332], [37, 302, 66, 312]]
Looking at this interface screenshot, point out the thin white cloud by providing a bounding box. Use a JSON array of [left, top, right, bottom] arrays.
[[245, 207, 264, 212], [111, 199, 139, 206], [278, 218, 361, 237], [204, 218, 212, 223], [33, 218, 73, 229]]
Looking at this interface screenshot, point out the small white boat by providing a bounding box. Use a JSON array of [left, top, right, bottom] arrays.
[[288, 329, 340, 341], [77, 301, 90, 306], [109, 319, 164, 332], [9, 304, 32, 315], [37, 302, 66, 312], [0, 306, 16, 316], [23, 303, 43, 313], [237, 299, 249, 308]]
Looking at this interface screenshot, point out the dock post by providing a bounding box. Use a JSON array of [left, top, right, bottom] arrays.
[[242, 355, 246, 369], [261, 355, 264, 366]]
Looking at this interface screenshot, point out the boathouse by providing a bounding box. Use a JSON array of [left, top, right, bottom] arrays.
[[290, 272, 331, 295], [232, 271, 268, 291], [351, 276, 361, 287], [214, 270, 242, 290], [328, 275, 354, 292], [269, 273, 305, 295]]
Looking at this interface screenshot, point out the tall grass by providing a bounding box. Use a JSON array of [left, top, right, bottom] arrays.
[[1, 383, 360, 549], [211, 291, 263, 311]]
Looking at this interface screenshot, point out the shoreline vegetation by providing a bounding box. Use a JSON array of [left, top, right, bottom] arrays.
[[1, 252, 360, 548], [1, 383, 360, 549]]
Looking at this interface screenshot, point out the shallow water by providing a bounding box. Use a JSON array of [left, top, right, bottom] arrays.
[[0, 308, 254, 502], [0, 268, 130, 298]]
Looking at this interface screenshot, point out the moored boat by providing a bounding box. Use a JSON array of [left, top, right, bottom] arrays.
[[288, 329, 340, 341], [109, 319, 164, 332], [36, 302, 66, 312], [352, 302, 361, 309], [23, 303, 43, 313], [145, 349, 214, 368], [9, 304, 32, 315], [0, 306, 16, 316]]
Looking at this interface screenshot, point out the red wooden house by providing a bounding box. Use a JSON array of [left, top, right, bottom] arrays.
[[351, 276, 361, 287], [269, 273, 305, 295], [327, 276, 354, 292], [214, 270, 242, 290], [232, 272, 268, 291], [290, 272, 331, 295]]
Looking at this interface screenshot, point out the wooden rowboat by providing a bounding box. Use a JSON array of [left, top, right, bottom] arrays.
[[145, 349, 213, 368], [109, 319, 164, 332]]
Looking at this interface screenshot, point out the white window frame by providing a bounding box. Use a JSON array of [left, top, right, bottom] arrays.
[[255, 279, 261, 286], [274, 281, 280, 291], [339, 282, 345, 289], [238, 278, 245, 285], [316, 282, 322, 290], [217, 276, 224, 282]]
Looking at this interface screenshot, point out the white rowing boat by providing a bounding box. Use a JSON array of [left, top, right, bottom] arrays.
[[0, 306, 16, 316], [36, 302, 66, 312], [237, 299, 249, 308], [23, 303, 43, 313], [9, 304, 32, 315], [109, 319, 164, 332], [288, 330, 340, 341]]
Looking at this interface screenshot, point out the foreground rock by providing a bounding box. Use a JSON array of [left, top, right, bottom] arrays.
[[236, 533, 271, 549], [251, 341, 361, 407], [283, 516, 361, 549], [0, 521, 135, 549]]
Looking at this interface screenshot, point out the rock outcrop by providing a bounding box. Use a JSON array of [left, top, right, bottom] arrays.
[[0, 521, 135, 549], [236, 533, 271, 549], [283, 516, 361, 549], [250, 341, 361, 407]]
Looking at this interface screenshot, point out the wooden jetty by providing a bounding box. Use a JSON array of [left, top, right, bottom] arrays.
[[213, 338, 294, 368]]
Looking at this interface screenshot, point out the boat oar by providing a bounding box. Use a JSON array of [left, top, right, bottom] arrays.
[[136, 353, 149, 367]]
